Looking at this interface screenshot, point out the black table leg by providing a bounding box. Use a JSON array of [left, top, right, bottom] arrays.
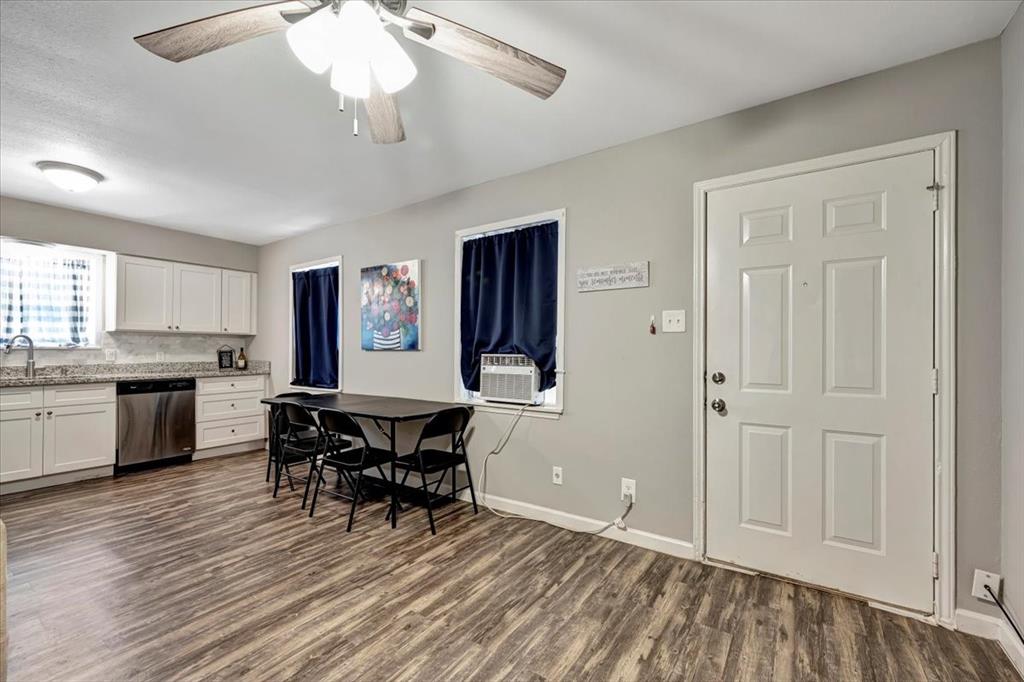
[[389, 420, 398, 529]]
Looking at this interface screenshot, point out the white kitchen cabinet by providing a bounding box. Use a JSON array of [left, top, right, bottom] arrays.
[[0, 408, 44, 482], [173, 263, 222, 333], [42, 403, 116, 475], [196, 391, 265, 422], [221, 270, 257, 335], [106, 255, 255, 336], [0, 387, 43, 411], [197, 375, 265, 395], [108, 255, 174, 332], [195, 415, 266, 450]]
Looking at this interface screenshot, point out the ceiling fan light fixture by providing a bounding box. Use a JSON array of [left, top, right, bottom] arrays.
[[371, 31, 417, 94], [286, 6, 336, 75], [35, 161, 104, 193], [330, 54, 371, 99]]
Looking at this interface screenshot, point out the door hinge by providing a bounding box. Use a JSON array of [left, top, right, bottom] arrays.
[[932, 552, 939, 579], [927, 182, 942, 211], [931, 368, 939, 395]]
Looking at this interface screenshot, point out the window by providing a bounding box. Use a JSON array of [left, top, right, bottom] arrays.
[[290, 257, 341, 391], [454, 209, 565, 415], [0, 239, 104, 348]]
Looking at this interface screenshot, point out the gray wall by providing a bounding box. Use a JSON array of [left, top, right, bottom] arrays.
[[252, 40, 1003, 613], [0, 197, 258, 271], [0, 196, 259, 366], [1001, 4, 1023, 627]]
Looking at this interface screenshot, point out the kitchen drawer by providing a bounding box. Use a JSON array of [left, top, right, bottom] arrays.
[[43, 383, 116, 407], [197, 375, 265, 395], [195, 415, 265, 450], [0, 386, 44, 411], [195, 391, 265, 422]]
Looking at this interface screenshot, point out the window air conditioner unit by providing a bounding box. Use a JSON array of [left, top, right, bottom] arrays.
[[479, 353, 541, 405]]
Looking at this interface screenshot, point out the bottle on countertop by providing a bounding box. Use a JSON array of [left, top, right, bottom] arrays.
[[236, 346, 247, 370]]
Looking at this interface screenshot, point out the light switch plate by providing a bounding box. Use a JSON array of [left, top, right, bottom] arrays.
[[662, 310, 686, 333]]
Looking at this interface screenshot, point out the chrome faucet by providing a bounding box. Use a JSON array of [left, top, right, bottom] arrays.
[[3, 334, 35, 379]]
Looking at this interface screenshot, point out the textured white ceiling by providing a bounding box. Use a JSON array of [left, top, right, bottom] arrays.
[[0, 0, 1018, 244]]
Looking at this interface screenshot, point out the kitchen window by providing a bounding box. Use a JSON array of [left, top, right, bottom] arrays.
[[0, 239, 104, 348], [454, 209, 565, 416], [290, 257, 342, 391]]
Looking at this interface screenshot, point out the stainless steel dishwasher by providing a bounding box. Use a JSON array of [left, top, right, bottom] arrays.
[[117, 378, 196, 468]]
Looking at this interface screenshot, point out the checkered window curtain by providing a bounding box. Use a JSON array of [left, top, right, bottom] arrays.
[[0, 244, 97, 347]]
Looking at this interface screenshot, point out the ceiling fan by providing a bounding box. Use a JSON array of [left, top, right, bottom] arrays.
[[134, 0, 567, 144]]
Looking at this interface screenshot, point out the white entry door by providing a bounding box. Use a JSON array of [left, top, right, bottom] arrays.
[[705, 151, 935, 612]]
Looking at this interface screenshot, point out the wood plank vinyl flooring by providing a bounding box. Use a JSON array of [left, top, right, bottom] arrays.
[[0, 451, 1018, 682]]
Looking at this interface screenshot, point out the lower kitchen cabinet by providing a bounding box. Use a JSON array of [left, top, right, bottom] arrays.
[[43, 403, 117, 475], [0, 383, 116, 484], [0, 408, 44, 482]]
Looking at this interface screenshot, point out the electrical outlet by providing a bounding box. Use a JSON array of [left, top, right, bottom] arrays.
[[104, 349, 117, 362], [662, 310, 686, 333], [621, 478, 636, 502], [552, 466, 563, 486], [156, 351, 166, 362], [971, 569, 1001, 603]]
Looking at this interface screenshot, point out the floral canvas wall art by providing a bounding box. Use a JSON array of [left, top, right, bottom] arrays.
[[360, 260, 421, 351]]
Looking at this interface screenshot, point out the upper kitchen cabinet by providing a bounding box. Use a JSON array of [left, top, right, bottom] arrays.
[[173, 263, 221, 333], [106, 255, 256, 335], [108, 255, 174, 332], [221, 270, 258, 335]]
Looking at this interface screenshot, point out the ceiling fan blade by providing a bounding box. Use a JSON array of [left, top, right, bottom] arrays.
[[402, 8, 566, 100], [134, 1, 312, 63], [365, 75, 406, 144]]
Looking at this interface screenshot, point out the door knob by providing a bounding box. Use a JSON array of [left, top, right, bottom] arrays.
[[711, 372, 726, 385], [710, 399, 726, 413]]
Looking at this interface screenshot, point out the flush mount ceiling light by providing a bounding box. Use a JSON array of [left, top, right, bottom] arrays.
[[134, 0, 566, 145], [35, 161, 105, 193]]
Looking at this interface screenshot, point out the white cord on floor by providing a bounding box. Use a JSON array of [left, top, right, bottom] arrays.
[[478, 403, 635, 535]]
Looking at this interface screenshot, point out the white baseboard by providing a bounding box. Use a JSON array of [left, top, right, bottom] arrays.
[[459, 490, 696, 560], [0, 466, 113, 496], [956, 608, 1024, 677], [192, 440, 266, 460]]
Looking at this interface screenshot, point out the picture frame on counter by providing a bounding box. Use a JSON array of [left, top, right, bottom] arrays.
[[217, 346, 235, 370]]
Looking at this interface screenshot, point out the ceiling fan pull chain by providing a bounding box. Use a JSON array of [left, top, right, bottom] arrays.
[[338, 93, 344, 113], [353, 102, 359, 137]]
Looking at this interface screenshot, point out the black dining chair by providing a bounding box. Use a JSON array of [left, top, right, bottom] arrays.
[[273, 401, 349, 505], [393, 406, 477, 535], [306, 408, 395, 531], [266, 392, 314, 482]]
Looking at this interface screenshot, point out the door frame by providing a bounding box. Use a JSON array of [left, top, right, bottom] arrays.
[[691, 131, 957, 626]]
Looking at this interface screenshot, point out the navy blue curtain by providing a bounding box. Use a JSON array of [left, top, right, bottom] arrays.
[[460, 221, 558, 391], [292, 267, 339, 389]]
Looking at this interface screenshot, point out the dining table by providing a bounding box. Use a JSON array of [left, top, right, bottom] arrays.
[[260, 392, 468, 527]]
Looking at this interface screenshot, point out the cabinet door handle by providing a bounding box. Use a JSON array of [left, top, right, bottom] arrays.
[[230, 403, 235, 408], [34, 412, 41, 417], [175, 325, 180, 330], [46, 410, 53, 416], [167, 325, 172, 330], [223, 327, 228, 332]]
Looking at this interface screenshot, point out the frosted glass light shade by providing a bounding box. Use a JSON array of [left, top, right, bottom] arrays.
[[330, 54, 371, 99], [36, 161, 104, 192], [371, 31, 416, 94], [286, 7, 336, 74]]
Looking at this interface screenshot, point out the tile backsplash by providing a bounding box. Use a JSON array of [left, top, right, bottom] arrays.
[[0, 332, 255, 368]]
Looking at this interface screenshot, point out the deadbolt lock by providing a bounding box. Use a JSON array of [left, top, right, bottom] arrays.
[[711, 372, 725, 384]]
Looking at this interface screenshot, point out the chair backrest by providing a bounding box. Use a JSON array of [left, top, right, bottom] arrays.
[[415, 406, 472, 451], [280, 400, 319, 431], [317, 408, 367, 443]]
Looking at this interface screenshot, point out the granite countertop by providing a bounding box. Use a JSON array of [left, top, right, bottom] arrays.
[[0, 361, 271, 388]]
